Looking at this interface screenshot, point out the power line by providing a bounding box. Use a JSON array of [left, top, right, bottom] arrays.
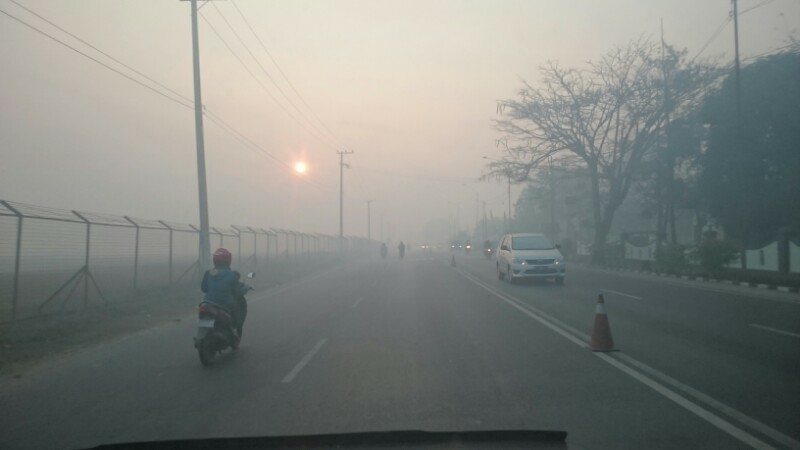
[[741, 42, 798, 62], [0, 7, 194, 110], [1, 2, 350, 205], [199, 11, 338, 151], [351, 164, 474, 184], [203, 110, 343, 196], [739, 0, 777, 15], [211, 2, 340, 150], [0, 5, 328, 185], [8, 0, 195, 105], [230, 0, 348, 149], [691, 14, 732, 62]]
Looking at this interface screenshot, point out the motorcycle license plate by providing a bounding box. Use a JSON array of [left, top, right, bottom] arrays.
[[198, 319, 215, 328]]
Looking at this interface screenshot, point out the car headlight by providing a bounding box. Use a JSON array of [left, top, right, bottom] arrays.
[[512, 258, 526, 265], [554, 258, 563, 265]]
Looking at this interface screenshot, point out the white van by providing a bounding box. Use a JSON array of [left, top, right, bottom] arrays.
[[496, 233, 565, 285]]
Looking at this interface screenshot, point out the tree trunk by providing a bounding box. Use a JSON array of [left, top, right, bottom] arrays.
[[588, 162, 605, 264]]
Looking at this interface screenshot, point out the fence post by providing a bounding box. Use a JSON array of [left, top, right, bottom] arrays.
[[211, 227, 223, 253], [1, 201, 23, 321], [124, 216, 139, 291], [231, 226, 243, 268], [248, 227, 259, 271], [262, 229, 270, 263], [72, 211, 91, 307], [158, 220, 173, 285]]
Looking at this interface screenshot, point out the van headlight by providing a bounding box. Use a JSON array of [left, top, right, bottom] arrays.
[[512, 258, 526, 265], [554, 258, 563, 265]]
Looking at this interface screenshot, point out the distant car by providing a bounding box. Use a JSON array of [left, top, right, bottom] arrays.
[[496, 233, 565, 285], [450, 241, 463, 251]]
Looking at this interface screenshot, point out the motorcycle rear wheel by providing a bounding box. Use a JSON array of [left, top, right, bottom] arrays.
[[198, 339, 217, 366]]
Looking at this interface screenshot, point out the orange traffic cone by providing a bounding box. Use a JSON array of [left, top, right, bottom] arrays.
[[590, 294, 617, 352], [451, 254, 457, 267]]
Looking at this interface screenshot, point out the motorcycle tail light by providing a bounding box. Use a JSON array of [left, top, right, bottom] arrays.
[[198, 304, 213, 316]]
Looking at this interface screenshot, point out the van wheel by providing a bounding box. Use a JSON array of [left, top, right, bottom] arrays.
[[508, 266, 517, 284]]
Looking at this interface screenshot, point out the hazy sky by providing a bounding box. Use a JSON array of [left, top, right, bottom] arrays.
[[1, 0, 797, 242]]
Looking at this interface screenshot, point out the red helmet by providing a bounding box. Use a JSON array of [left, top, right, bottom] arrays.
[[212, 248, 232, 266]]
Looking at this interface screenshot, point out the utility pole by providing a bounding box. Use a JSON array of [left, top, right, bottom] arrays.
[[507, 173, 512, 227], [549, 156, 556, 242], [338, 150, 354, 250], [482, 201, 487, 240], [366, 200, 372, 240], [732, 0, 746, 269], [474, 192, 479, 237], [732, 0, 742, 139], [187, 0, 210, 269]]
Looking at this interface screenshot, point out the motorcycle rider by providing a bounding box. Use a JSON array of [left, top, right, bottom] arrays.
[[200, 248, 245, 338]]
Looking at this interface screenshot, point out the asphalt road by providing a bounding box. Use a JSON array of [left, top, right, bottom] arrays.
[[1, 252, 798, 450]]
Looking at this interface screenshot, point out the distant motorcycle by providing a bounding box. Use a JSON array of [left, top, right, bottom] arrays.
[[194, 272, 254, 366], [484, 247, 493, 259]]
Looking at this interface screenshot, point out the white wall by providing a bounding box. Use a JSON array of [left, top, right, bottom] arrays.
[[744, 241, 779, 271], [791, 242, 800, 273], [625, 242, 655, 261]]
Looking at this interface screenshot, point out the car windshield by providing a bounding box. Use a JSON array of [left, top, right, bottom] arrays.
[[511, 236, 554, 251], [2, 1, 798, 449]]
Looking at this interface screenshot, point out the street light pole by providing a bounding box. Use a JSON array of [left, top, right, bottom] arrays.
[[507, 173, 512, 226], [188, 0, 210, 269], [366, 200, 372, 240], [338, 150, 354, 250]]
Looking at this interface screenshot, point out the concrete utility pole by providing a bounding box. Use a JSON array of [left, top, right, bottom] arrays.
[[366, 200, 372, 240], [732, 0, 747, 269], [549, 157, 556, 242], [482, 201, 487, 240], [188, 0, 211, 269], [474, 192, 479, 236], [732, 0, 742, 140], [507, 174, 512, 226], [338, 150, 354, 249]]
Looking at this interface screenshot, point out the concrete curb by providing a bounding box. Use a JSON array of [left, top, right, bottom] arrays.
[[572, 263, 800, 294]]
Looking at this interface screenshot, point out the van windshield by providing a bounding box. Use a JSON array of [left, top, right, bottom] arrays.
[[511, 236, 554, 251]]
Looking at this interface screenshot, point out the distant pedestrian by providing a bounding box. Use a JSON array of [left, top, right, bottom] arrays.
[[398, 241, 406, 259]]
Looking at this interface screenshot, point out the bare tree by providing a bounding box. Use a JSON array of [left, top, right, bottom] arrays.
[[490, 39, 716, 263]]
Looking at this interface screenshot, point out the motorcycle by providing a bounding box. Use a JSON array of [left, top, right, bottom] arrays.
[[194, 272, 254, 366], [484, 247, 493, 259]]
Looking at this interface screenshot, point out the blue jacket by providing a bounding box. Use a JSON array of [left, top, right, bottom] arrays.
[[200, 267, 240, 308]]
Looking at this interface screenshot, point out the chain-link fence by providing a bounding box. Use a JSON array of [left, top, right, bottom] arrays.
[[0, 200, 373, 322]]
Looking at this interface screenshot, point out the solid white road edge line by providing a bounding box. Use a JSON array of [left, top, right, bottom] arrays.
[[600, 288, 643, 300], [281, 338, 328, 383], [615, 353, 800, 450], [573, 265, 800, 306], [456, 269, 779, 450], [749, 324, 800, 339]]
